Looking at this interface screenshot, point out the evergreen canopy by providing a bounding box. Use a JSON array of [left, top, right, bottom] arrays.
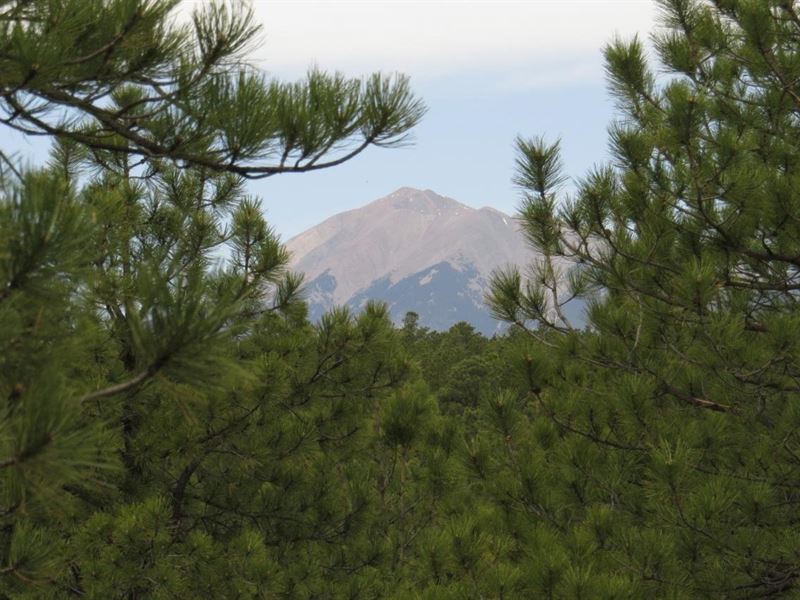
[[488, 0, 800, 596], [5, 0, 800, 597], [0, 0, 428, 597]]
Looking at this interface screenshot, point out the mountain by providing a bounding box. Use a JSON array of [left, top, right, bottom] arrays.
[[285, 187, 564, 334]]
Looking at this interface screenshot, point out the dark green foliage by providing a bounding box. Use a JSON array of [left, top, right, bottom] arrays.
[[0, 1, 431, 597], [7, 0, 800, 597], [484, 0, 800, 596]]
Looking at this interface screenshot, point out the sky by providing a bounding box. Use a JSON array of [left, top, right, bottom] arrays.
[[7, 0, 660, 240], [240, 0, 659, 239]]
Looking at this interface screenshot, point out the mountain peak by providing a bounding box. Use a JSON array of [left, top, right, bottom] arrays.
[[286, 187, 585, 333], [286, 187, 537, 333], [377, 187, 468, 215]]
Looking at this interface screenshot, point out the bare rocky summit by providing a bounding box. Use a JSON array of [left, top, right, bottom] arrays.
[[285, 187, 539, 333]]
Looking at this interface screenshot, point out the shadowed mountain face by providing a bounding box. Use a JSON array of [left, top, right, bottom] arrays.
[[286, 187, 546, 334]]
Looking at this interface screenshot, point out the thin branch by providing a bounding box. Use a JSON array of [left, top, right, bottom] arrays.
[[0, 149, 22, 180], [80, 369, 152, 403]]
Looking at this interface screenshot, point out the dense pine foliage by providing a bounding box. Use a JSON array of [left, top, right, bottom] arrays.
[[4, 0, 800, 598]]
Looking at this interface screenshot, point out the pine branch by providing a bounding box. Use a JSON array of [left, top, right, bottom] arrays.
[[80, 369, 152, 403]]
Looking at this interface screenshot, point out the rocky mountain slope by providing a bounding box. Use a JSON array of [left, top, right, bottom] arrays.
[[285, 187, 555, 334]]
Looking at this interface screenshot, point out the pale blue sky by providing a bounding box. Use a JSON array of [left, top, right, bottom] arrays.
[[236, 0, 659, 239], [256, 72, 615, 238], [6, 1, 659, 240]]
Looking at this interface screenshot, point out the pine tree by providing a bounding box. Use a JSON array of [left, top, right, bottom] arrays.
[[486, 0, 800, 596], [0, 0, 424, 178], [0, 0, 425, 596]]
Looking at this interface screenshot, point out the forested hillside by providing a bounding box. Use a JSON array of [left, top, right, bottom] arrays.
[[3, 0, 800, 598]]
